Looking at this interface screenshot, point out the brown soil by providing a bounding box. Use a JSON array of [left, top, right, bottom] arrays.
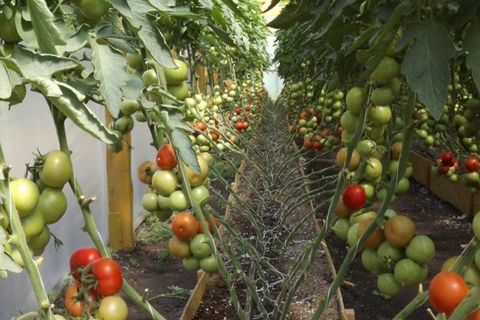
[[306, 153, 473, 320], [114, 234, 198, 320]]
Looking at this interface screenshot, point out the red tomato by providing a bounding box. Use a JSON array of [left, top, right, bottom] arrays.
[[197, 122, 207, 132], [465, 156, 480, 172], [342, 184, 367, 211], [242, 121, 249, 129], [312, 141, 323, 150], [91, 258, 123, 296], [440, 151, 456, 167], [70, 247, 101, 281], [171, 212, 199, 240], [156, 144, 177, 170], [438, 165, 450, 175], [64, 282, 97, 317], [235, 121, 244, 132], [429, 271, 468, 316], [235, 107, 242, 115], [299, 111, 307, 119], [196, 216, 220, 234], [303, 139, 313, 149], [245, 106, 251, 112]]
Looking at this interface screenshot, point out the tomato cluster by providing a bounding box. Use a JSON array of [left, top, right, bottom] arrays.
[[1, 150, 73, 266], [168, 212, 220, 273], [64, 247, 127, 319], [433, 151, 459, 178]]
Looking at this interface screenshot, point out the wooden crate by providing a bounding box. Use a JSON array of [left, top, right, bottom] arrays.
[[429, 172, 473, 215], [408, 150, 432, 188]]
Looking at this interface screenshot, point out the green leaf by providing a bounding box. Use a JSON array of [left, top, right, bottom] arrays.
[[11, 46, 79, 79], [161, 109, 191, 131], [453, 0, 480, 29], [346, 25, 380, 56], [0, 63, 12, 100], [122, 74, 144, 100], [198, 0, 213, 9], [464, 17, 480, 94], [56, 25, 89, 54], [27, 0, 65, 54], [268, 0, 313, 29], [32, 78, 119, 143], [89, 39, 130, 118], [136, 20, 176, 68], [401, 21, 455, 120], [171, 129, 200, 174]]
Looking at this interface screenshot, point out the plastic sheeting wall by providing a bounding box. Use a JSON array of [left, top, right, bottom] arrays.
[[263, 35, 283, 101], [0, 90, 150, 318]]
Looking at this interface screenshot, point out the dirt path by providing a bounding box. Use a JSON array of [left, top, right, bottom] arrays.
[[194, 103, 340, 319]]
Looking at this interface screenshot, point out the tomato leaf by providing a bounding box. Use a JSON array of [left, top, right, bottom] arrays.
[[464, 17, 480, 94], [109, 0, 176, 68], [198, 0, 213, 9], [11, 46, 79, 79], [401, 21, 455, 120], [89, 39, 130, 118], [161, 109, 191, 132], [0, 63, 12, 100], [171, 128, 201, 174], [268, 0, 313, 29], [56, 25, 89, 55], [26, 0, 65, 54], [122, 75, 144, 100]]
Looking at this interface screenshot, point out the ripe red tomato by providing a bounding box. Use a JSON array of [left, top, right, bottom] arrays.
[[197, 122, 207, 132], [342, 184, 367, 211], [171, 212, 199, 240], [235, 121, 244, 132], [242, 121, 249, 129], [235, 107, 242, 115], [429, 271, 468, 316], [64, 282, 97, 317], [70, 247, 101, 281], [438, 165, 450, 175], [245, 106, 251, 112], [304, 139, 313, 149], [312, 141, 323, 150], [91, 258, 123, 296], [440, 151, 456, 167], [465, 156, 480, 172], [156, 144, 177, 170]]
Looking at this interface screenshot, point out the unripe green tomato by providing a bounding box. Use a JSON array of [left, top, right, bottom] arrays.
[[133, 110, 147, 122], [362, 249, 383, 274], [371, 87, 394, 106], [371, 57, 400, 84], [11, 178, 40, 217], [126, 53, 143, 72], [169, 190, 190, 211], [142, 69, 158, 86], [332, 218, 350, 240], [347, 223, 360, 247], [152, 170, 178, 196], [142, 193, 159, 212], [120, 99, 141, 116], [346, 87, 365, 115], [113, 115, 134, 134]]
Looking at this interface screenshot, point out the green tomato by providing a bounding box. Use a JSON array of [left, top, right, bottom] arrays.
[[473, 213, 480, 241], [142, 69, 158, 86], [340, 111, 359, 133], [190, 234, 212, 258], [183, 256, 200, 272], [405, 235, 435, 265], [37, 187, 68, 224], [360, 182, 375, 200], [168, 81, 189, 101], [113, 115, 134, 134], [332, 218, 350, 241], [347, 223, 360, 247], [39, 151, 73, 189], [133, 111, 147, 122], [361, 249, 382, 274], [0, 206, 9, 229], [191, 185, 210, 206], [163, 59, 188, 85], [363, 157, 383, 181], [0, 8, 21, 43], [357, 139, 377, 158], [142, 193, 159, 212], [199, 254, 219, 273], [97, 296, 128, 320], [28, 226, 50, 256], [157, 194, 171, 210], [349, 210, 377, 225], [120, 99, 141, 116], [395, 177, 410, 194], [79, 0, 109, 21], [169, 190, 190, 211], [21, 209, 45, 242], [377, 273, 401, 299], [389, 77, 402, 95], [377, 241, 404, 271], [346, 87, 365, 115], [126, 53, 143, 72], [474, 249, 480, 271], [368, 106, 392, 126], [152, 170, 178, 196], [371, 57, 400, 83], [11, 178, 40, 217], [367, 125, 385, 141], [393, 258, 423, 287], [371, 87, 394, 106]]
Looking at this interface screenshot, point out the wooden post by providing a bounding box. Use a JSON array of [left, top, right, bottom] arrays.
[[196, 64, 208, 93], [105, 112, 135, 249]]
